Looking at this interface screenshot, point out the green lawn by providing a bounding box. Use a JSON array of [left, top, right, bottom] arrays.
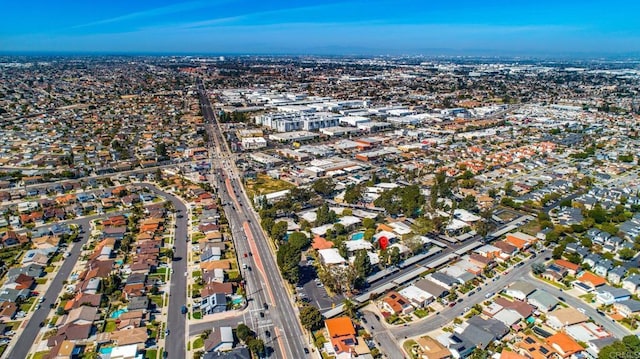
[[403, 339, 418, 359], [580, 293, 596, 303], [32, 351, 50, 359], [35, 278, 48, 285], [192, 311, 202, 320], [314, 331, 327, 348], [145, 349, 158, 359], [414, 308, 429, 319], [245, 174, 296, 200], [193, 337, 204, 350], [149, 295, 164, 308], [104, 320, 117, 332], [535, 275, 570, 290]]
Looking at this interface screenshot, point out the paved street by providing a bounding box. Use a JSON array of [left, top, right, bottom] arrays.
[[362, 248, 631, 357], [361, 310, 407, 359], [522, 275, 630, 339], [139, 184, 189, 359], [197, 79, 310, 358], [6, 217, 91, 359]]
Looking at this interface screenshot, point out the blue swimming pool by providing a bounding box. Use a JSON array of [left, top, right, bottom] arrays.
[[350, 232, 364, 240], [99, 347, 113, 354], [110, 308, 128, 319]]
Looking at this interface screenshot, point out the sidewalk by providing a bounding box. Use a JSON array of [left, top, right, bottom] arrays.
[[187, 307, 251, 326]]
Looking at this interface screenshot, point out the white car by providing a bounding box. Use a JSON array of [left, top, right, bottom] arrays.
[[577, 308, 586, 314]]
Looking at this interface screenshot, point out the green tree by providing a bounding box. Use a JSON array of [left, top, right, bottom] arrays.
[[156, 142, 168, 157], [276, 243, 300, 284], [333, 223, 347, 235], [247, 338, 265, 355], [312, 178, 335, 197], [342, 299, 357, 319], [236, 323, 253, 343], [504, 181, 515, 196], [589, 204, 608, 224], [389, 246, 402, 266], [364, 228, 375, 241], [379, 249, 390, 266], [261, 217, 275, 235], [344, 184, 364, 204], [552, 244, 565, 259], [531, 262, 546, 275], [599, 335, 640, 359], [373, 185, 425, 218], [619, 248, 637, 260], [458, 195, 477, 211], [315, 203, 337, 226], [288, 232, 310, 251], [412, 217, 435, 235], [271, 221, 289, 242], [362, 218, 376, 230], [299, 305, 324, 331], [353, 249, 373, 278]]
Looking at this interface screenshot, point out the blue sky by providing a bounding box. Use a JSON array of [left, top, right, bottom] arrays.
[[1, 0, 639, 55]]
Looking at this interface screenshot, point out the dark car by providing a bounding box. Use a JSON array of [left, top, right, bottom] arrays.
[[263, 302, 268, 310], [181, 305, 188, 314], [176, 214, 183, 218], [303, 348, 310, 354], [457, 298, 463, 303], [265, 330, 271, 338], [260, 312, 264, 318], [39, 321, 45, 327]]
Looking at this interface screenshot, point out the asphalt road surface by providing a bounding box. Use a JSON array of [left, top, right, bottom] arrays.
[[197, 79, 309, 358], [365, 248, 629, 357], [522, 275, 630, 339], [139, 184, 189, 359], [6, 218, 91, 359]]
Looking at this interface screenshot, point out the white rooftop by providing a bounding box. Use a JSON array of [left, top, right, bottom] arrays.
[[318, 248, 346, 265]]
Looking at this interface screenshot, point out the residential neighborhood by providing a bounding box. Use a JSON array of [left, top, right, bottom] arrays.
[[1, 55, 640, 359]]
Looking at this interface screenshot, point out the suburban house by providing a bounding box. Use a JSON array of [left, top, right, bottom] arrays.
[[622, 275, 640, 294], [415, 336, 452, 359], [381, 291, 414, 315], [414, 279, 449, 299], [204, 326, 234, 352], [607, 266, 628, 285], [503, 281, 535, 301], [398, 285, 434, 308], [325, 316, 357, 357], [613, 299, 640, 318], [526, 289, 558, 313], [595, 285, 632, 305], [515, 335, 556, 359], [545, 332, 583, 358], [546, 308, 589, 330], [201, 292, 227, 314]]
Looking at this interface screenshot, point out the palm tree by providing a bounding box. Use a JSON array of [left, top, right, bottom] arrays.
[[343, 299, 356, 319]]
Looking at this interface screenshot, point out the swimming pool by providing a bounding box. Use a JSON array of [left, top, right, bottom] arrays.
[[99, 347, 113, 354], [110, 308, 128, 319], [350, 232, 364, 240]]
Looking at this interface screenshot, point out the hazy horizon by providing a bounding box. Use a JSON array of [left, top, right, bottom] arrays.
[[2, 0, 640, 56]]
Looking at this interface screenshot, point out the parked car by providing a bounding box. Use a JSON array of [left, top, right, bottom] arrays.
[[181, 306, 187, 314]]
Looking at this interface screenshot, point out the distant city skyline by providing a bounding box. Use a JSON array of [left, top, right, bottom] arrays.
[[1, 0, 639, 56]]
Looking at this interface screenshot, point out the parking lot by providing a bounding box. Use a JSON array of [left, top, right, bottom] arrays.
[[297, 261, 344, 311]]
